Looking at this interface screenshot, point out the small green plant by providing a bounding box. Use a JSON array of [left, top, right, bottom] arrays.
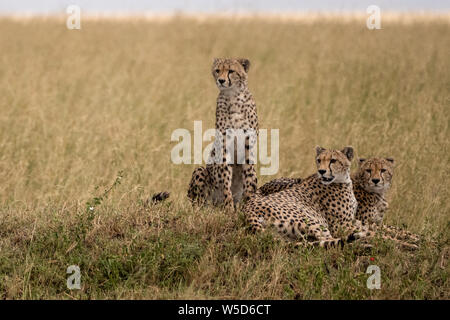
[[76, 171, 124, 243]]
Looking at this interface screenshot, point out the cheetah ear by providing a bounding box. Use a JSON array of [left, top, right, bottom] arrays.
[[341, 146, 354, 161], [358, 158, 366, 166], [238, 58, 250, 73], [316, 146, 326, 156], [212, 58, 220, 66], [386, 157, 395, 164]]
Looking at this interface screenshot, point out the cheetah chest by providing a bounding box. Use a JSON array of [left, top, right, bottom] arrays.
[[218, 94, 253, 130], [319, 184, 358, 224]]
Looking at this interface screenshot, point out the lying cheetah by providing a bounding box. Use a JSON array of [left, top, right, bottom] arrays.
[[255, 157, 420, 248], [244, 146, 370, 248], [353, 157, 394, 225], [187, 58, 258, 211], [353, 157, 420, 244]]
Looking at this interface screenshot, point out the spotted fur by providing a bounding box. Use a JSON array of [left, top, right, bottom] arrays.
[[244, 146, 375, 248], [353, 157, 420, 246], [254, 156, 420, 249], [187, 58, 259, 211]]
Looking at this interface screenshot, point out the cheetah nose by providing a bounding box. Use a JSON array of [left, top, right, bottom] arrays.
[[218, 79, 226, 84], [318, 170, 326, 175], [372, 179, 380, 184]]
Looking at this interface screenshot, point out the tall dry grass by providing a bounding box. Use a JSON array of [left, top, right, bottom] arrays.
[[0, 16, 448, 299]]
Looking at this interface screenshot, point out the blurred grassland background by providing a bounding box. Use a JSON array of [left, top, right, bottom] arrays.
[[0, 16, 449, 299]]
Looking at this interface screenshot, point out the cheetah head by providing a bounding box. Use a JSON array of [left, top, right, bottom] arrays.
[[315, 146, 354, 185], [212, 58, 250, 91], [357, 157, 394, 194]]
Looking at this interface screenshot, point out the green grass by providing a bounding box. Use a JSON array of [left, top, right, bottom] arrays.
[[0, 16, 449, 299]]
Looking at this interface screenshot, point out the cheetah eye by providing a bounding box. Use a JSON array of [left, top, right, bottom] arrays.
[[366, 169, 372, 174], [330, 159, 336, 164], [229, 70, 235, 74], [215, 69, 220, 73], [381, 169, 386, 173], [317, 159, 321, 163]]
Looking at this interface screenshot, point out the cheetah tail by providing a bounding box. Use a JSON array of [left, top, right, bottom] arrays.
[[151, 191, 170, 204]]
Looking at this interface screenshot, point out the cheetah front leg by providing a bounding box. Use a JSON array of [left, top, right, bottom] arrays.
[[379, 224, 421, 244], [242, 163, 257, 202], [377, 226, 420, 250], [283, 216, 344, 249], [220, 164, 235, 212], [249, 212, 343, 249], [187, 166, 210, 207], [304, 227, 345, 249], [328, 219, 375, 244]]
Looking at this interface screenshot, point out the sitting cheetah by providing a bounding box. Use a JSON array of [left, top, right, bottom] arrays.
[[244, 146, 371, 248], [187, 58, 258, 211], [353, 157, 420, 244]]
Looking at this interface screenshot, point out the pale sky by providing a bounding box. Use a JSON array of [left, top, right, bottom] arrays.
[[1, 0, 449, 14]]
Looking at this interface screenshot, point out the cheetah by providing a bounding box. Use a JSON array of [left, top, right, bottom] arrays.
[[187, 58, 259, 211], [243, 146, 371, 248], [353, 157, 420, 245], [353, 157, 394, 225], [254, 156, 420, 248]]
